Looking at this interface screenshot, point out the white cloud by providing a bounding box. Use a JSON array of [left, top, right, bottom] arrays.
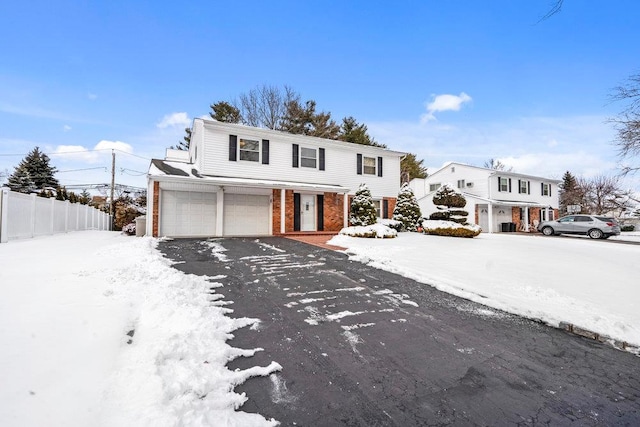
[[156, 112, 191, 129], [421, 92, 472, 122], [63, 125, 72, 132], [87, 93, 97, 101], [95, 140, 134, 154]]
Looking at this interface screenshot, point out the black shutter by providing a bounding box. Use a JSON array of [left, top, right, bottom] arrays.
[[261, 139, 269, 164], [293, 193, 301, 231], [541, 182, 544, 195], [317, 194, 324, 231], [357, 154, 362, 175], [383, 199, 389, 219], [377, 157, 383, 177], [527, 181, 530, 194], [319, 148, 325, 171], [518, 180, 522, 194], [292, 144, 299, 168], [229, 135, 237, 161], [497, 176, 501, 192], [508, 178, 512, 193]]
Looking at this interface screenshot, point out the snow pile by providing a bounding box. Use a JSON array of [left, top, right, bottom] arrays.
[[328, 232, 640, 350], [339, 223, 397, 238], [0, 232, 281, 427]]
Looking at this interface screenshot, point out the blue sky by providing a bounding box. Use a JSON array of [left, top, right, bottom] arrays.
[[1, 1, 639, 193]]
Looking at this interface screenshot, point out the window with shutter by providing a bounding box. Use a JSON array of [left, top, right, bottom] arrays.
[[292, 144, 299, 168]]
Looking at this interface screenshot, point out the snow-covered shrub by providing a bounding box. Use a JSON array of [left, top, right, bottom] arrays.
[[122, 222, 136, 236], [392, 182, 422, 231], [421, 219, 481, 238], [339, 224, 397, 238], [621, 224, 635, 232], [349, 184, 378, 226], [379, 218, 403, 232], [429, 183, 469, 224]]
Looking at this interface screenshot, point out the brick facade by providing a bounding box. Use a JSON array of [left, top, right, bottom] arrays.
[[152, 181, 159, 237], [272, 189, 282, 234], [323, 192, 345, 231]]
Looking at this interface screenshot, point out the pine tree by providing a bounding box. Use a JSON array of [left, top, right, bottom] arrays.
[[429, 184, 469, 224], [559, 170, 582, 214], [349, 184, 378, 226], [79, 189, 92, 205], [339, 116, 385, 147], [171, 127, 191, 151], [400, 153, 428, 182], [6, 147, 58, 193], [279, 100, 340, 139], [392, 183, 422, 231], [7, 164, 35, 193], [210, 101, 242, 123]]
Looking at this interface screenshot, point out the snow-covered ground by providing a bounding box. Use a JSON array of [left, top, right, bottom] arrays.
[[0, 232, 280, 427], [329, 231, 640, 351]]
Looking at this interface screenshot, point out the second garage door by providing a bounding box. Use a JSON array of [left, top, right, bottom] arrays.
[[160, 190, 217, 237], [223, 193, 270, 236]]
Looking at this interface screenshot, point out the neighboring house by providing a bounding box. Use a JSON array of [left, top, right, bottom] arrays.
[[410, 162, 560, 232], [146, 119, 404, 237]]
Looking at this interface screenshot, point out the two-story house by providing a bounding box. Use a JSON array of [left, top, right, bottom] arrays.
[[146, 119, 405, 238], [410, 162, 560, 232]]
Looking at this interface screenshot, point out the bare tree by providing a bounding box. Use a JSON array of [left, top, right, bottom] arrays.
[[238, 84, 299, 129], [577, 175, 635, 215], [610, 73, 640, 176], [483, 158, 513, 171]]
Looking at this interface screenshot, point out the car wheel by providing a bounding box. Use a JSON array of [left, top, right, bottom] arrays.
[[588, 228, 604, 239], [541, 226, 555, 236]]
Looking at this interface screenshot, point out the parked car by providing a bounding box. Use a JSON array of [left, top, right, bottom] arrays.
[[537, 215, 621, 239]]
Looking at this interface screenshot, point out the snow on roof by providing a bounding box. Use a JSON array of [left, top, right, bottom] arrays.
[[148, 159, 350, 193]]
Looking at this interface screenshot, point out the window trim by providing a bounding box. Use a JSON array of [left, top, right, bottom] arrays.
[[363, 156, 377, 175], [300, 146, 318, 169], [541, 182, 551, 196], [239, 138, 260, 162], [429, 183, 441, 192]]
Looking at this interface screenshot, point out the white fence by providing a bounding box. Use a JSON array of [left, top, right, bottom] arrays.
[[0, 187, 112, 243]]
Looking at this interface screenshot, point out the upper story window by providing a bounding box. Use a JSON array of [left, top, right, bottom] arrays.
[[300, 147, 317, 168], [229, 135, 269, 165], [499, 177, 511, 192], [519, 179, 530, 194], [541, 182, 551, 196], [429, 183, 441, 192], [363, 156, 376, 175], [457, 179, 465, 189], [239, 138, 260, 162]]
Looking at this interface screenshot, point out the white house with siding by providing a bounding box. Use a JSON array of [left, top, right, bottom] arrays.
[[146, 118, 404, 238], [410, 162, 560, 232]]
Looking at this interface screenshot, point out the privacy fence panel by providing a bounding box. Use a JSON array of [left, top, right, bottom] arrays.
[[0, 188, 112, 243]]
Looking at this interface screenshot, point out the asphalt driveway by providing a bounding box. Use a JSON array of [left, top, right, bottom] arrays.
[[158, 237, 640, 426]]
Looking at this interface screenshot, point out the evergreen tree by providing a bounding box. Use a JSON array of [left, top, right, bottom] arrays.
[[171, 127, 191, 151], [79, 189, 92, 205], [392, 183, 422, 231], [429, 184, 469, 224], [7, 164, 36, 193], [55, 186, 65, 201], [339, 116, 385, 147], [558, 170, 582, 214], [279, 99, 341, 139], [349, 184, 378, 226], [400, 153, 428, 182], [210, 101, 242, 123], [6, 147, 58, 193]]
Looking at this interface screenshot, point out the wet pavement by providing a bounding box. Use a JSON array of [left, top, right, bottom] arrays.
[[158, 237, 640, 426]]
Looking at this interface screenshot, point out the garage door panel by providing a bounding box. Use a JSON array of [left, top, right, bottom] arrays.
[[160, 190, 217, 237], [223, 194, 270, 236]]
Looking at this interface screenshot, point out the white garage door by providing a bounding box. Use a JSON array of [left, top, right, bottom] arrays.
[[223, 193, 270, 236], [160, 190, 217, 237]]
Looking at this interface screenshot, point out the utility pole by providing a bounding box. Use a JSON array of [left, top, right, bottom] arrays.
[[110, 150, 115, 231]]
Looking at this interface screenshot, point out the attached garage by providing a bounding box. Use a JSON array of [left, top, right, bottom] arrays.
[[223, 193, 270, 236], [160, 190, 217, 237]]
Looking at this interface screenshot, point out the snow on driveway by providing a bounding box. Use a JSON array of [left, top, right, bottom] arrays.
[[329, 232, 640, 350], [0, 231, 280, 427]]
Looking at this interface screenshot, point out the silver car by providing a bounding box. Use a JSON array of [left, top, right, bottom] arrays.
[[537, 215, 621, 239]]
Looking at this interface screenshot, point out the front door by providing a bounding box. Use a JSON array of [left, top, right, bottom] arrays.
[[300, 194, 316, 231]]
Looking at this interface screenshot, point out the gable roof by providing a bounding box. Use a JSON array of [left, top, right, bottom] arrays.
[[427, 161, 561, 183], [196, 118, 407, 157]]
